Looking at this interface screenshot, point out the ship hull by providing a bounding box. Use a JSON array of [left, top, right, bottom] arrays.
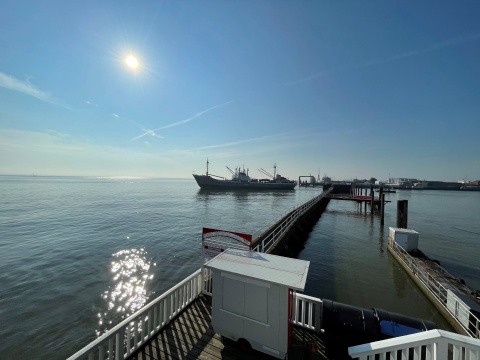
[[193, 174, 296, 190]]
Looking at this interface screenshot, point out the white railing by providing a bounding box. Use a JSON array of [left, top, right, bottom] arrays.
[[252, 188, 331, 253], [67, 269, 203, 360], [348, 329, 480, 360], [202, 267, 213, 296], [389, 240, 480, 339], [292, 293, 323, 332]]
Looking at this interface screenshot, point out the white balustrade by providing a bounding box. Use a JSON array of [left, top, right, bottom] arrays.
[[252, 189, 331, 253], [349, 329, 480, 360], [67, 269, 203, 360], [292, 293, 323, 332]]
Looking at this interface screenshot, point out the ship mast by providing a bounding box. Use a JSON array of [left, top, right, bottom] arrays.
[[206, 158, 209, 177], [273, 163, 276, 180]]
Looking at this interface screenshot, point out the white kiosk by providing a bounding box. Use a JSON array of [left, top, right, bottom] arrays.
[[389, 227, 419, 252], [204, 249, 310, 359]]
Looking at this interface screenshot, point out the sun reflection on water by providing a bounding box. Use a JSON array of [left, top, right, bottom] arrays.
[[96, 248, 155, 336]]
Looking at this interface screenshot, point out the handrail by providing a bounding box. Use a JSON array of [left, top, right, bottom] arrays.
[[292, 293, 323, 332], [67, 269, 203, 360], [388, 239, 480, 339], [252, 188, 331, 253], [348, 329, 480, 360]]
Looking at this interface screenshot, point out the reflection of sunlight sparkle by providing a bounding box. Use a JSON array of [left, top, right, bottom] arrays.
[[96, 248, 155, 336]]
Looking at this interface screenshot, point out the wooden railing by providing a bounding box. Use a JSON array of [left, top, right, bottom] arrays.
[[389, 239, 480, 339], [292, 293, 323, 332], [348, 329, 480, 360], [252, 188, 331, 253], [67, 269, 203, 360]]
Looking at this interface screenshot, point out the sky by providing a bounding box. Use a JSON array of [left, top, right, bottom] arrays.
[[1, 1, 479, 182]]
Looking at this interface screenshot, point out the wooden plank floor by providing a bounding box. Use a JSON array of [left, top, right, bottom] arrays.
[[129, 295, 329, 360]]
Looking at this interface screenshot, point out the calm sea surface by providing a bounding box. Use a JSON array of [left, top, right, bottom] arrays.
[[0, 176, 479, 359]]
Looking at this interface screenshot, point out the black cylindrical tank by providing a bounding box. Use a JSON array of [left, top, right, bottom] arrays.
[[322, 299, 438, 352], [374, 308, 437, 339]]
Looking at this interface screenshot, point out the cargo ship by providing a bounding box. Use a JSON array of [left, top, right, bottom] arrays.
[[193, 160, 297, 190]]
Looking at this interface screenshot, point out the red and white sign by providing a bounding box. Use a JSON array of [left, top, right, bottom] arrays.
[[202, 227, 252, 263]]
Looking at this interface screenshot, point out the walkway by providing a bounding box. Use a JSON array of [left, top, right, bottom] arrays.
[[129, 295, 328, 360]]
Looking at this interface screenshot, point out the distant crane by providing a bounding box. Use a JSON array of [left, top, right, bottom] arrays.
[[226, 166, 235, 176], [258, 164, 277, 180]]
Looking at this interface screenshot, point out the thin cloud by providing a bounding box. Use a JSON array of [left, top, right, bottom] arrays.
[[182, 131, 335, 161], [284, 70, 329, 86], [0, 72, 72, 110], [289, 33, 480, 85], [187, 133, 286, 152], [361, 33, 480, 68], [112, 113, 147, 132], [132, 101, 233, 141]]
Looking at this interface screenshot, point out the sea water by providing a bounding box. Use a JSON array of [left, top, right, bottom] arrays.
[[0, 176, 478, 359]]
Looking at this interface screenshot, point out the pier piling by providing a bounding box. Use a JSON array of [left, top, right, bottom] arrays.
[[380, 193, 385, 225], [370, 186, 374, 214], [397, 200, 408, 228]]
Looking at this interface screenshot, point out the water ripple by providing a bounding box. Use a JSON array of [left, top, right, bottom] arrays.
[[96, 248, 155, 336]]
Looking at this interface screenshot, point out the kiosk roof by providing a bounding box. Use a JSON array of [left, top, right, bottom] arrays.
[[204, 249, 310, 291]]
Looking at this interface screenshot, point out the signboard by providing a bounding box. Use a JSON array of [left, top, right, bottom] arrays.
[[202, 227, 252, 263]]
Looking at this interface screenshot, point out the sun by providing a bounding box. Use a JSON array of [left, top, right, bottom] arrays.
[[125, 54, 139, 70]]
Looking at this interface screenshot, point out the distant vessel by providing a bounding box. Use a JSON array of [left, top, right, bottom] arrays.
[[412, 181, 463, 190], [375, 186, 396, 193], [193, 160, 297, 190]]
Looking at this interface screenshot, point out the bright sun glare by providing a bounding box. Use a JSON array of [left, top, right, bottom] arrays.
[[125, 55, 139, 70]]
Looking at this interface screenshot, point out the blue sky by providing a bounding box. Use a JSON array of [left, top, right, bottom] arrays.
[[1, 1, 479, 181]]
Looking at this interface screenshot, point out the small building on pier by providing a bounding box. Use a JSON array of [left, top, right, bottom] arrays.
[[204, 249, 310, 359]]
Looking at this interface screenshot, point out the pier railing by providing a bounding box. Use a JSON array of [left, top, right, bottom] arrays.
[[292, 293, 323, 332], [67, 269, 203, 360], [389, 239, 480, 339], [348, 329, 480, 360], [252, 188, 331, 253]]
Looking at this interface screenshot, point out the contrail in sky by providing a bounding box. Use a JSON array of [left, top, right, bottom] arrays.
[[288, 33, 480, 85], [132, 129, 163, 141], [132, 101, 233, 141], [360, 33, 480, 68], [156, 101, 233, 131], [187, 133, 285, 152]]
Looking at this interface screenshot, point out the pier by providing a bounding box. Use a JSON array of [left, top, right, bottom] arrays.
[[386, 202, 480, 340], [67, 190, 480, 360], [127, 295, 326, 360], [324, 184, 391, 225], [251, 189, 331, 255], [297, 176, 323, 187], [68, 190, 333, 360], [388, 232, 480, 339]]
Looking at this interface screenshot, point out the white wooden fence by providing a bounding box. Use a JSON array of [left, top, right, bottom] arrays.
[[252, 188, 331, 253], [67, 269, 203, 360], [349, 329, 480, 360], [292, 293, 323, 332]]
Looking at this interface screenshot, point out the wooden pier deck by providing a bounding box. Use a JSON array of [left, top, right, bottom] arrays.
[[325, 193, 390, 206], [128, 295, 329, 360]]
